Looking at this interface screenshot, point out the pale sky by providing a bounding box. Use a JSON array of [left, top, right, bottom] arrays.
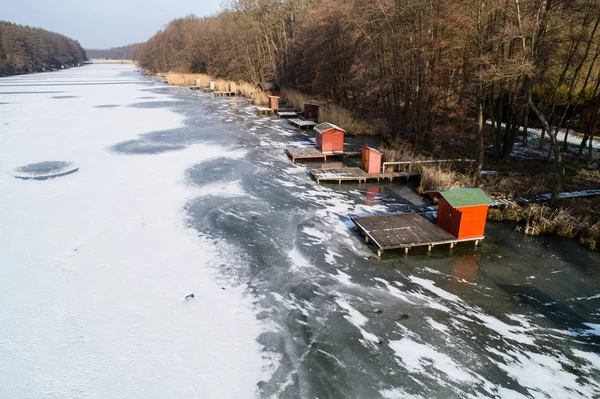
[[2, 0, 224, 49]]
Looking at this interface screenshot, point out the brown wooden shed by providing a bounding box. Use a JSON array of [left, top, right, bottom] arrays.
[[315, 123, 345, 154], [256, 82, 280, 97]]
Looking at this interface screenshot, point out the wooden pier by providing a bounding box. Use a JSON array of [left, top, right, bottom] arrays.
[[214, 91, 236, 97], [289, 118, 317, 129], [278, 111, 298, 118], [286, 148, 328, 163], [310, 168, 420, 184], [256, 106, 274, 115], [352, 213, 483, 257]]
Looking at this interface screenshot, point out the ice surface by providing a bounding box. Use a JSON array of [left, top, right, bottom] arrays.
[[13, 161, 79, 180], [0, 65, 267, 398]]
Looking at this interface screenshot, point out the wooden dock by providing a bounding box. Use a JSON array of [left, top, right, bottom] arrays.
[[278, 111, 297, 118], [352, 213, 483, 257], [310, 168, 420, 184], [214, 91, 236, 97], [286, 148, 328, 163], [289, 118, 317, 129], [256, 106, 274, 115]]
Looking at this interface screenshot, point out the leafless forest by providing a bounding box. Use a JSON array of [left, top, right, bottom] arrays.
[[140, 0, 599, 180], [85, 44, 142, 60], [0, 21, 86, 74]]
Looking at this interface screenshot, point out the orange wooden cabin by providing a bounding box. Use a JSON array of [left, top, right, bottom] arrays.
[[361, 145, 383, 173], [314, 123, 345, 154], [268, 96, 280, 111], [428, 188, 494, 240]]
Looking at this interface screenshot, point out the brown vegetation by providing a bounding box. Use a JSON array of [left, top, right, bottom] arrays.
[[489, 198, 600, 250], [418, 166, 473, 194], [0, 21, 86, 74], [137, 0, 599, 185]]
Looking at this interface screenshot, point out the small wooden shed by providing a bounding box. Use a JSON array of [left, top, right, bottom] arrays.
[[361, 145, 383, 174], [228, 81, 237, 93], [268, 96, 280, 111], [257, 82, 280, 97], [428, 188, 493, 240], [314, 123, 345, 154]]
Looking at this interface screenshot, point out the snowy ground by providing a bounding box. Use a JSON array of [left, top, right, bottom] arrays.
[[0, 65, 268, 398], [486, 120, 600, 160]]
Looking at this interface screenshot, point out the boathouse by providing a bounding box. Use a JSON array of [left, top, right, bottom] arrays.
[[361, 146, 383, 174], [257, 82, 280, 97], [315, 123, 345, 154], [428, 188, 494, 239]]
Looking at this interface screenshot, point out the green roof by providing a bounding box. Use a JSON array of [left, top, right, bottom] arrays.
[[437, 188, 493, 208]]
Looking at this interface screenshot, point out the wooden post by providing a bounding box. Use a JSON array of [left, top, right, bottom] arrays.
[[450, 242, 455, 249], [405, 247, 409, 254], [475, 240, 479, 246], [365, 236, 369, 243], [428, 245, 432, 252], [377, 249, 382, 258]]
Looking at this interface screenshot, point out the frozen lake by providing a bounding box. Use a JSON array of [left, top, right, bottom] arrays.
[[1, 64, 600, 398]]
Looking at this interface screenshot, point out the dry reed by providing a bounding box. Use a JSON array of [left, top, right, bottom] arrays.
[[417, 165, 472, 193], [158, 73, 269, 104], [318, 104, 373, 135], [280, 88, 309, 110]]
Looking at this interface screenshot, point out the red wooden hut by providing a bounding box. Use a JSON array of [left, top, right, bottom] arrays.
[[361, 145, 383, 174], [427, 188, 493, 240], [268, 96, 280, 111], [314, 123, 345, 154]]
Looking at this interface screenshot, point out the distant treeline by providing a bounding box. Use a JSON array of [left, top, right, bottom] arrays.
[[138, 0, 600, 191], [86, 43, 141, 60], [0, 21, 86, 75]]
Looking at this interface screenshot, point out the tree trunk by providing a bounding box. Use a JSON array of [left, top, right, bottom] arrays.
[[527, 76, 563, 203]]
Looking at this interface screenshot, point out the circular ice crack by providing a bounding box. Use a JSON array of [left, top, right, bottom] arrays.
[[14, 161, 79, 180]]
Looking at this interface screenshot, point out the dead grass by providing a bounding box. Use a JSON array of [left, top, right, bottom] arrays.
[[481, 174, 553, 199], [318, 103, 374, 135], [418, 165, 473, 193], [158, 73, 269, 104], [237, 82, 268, 104], [381, 146, 424, 164], [489, 197, 600, 251], [280, 88, 310, 110], [159, 72, 212, 86]]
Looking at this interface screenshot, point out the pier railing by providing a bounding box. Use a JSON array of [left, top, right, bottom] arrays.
[[382, 159, 475, 172]]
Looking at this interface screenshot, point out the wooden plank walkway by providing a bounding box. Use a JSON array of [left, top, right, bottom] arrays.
[[310, 168, 420, 184], [256, 106, 274, 115], [491, 189, 600, 207], [214, 91, 236, 97], [278, 111, 297, 118], [286, 148, 327, 163], [352, 213, 483, 257], [289, 118, 317, 129]]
